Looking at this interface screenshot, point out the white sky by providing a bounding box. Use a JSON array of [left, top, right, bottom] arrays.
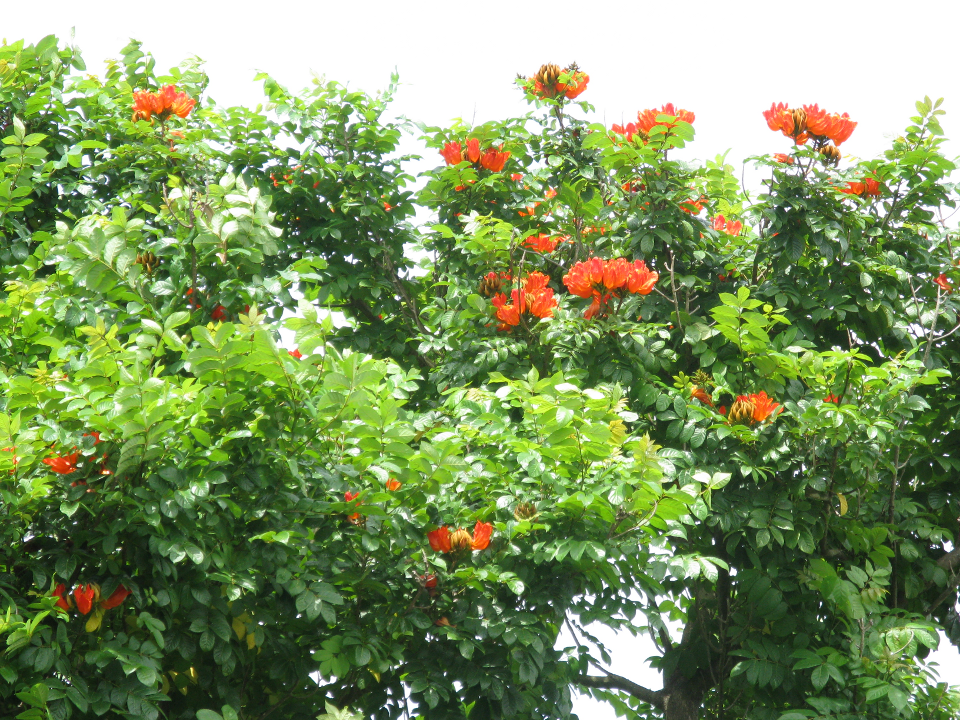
[[8, 1, 960, 715]]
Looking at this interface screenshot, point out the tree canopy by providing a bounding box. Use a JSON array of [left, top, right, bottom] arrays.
[[2, 36, 960, 720]]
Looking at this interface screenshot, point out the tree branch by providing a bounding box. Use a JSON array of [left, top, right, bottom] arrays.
[[577, 673, 664, 710]]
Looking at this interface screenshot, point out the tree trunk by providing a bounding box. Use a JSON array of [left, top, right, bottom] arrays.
[[662, 670, 710, 720]]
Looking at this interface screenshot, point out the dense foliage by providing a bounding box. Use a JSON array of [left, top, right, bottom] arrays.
[[2, 37, 960, 720]]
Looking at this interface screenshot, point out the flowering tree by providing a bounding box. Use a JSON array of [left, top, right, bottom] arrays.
[[1, 37, 960, 720]]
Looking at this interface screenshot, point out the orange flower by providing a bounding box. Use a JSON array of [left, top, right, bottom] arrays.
[[491, 292, 523, 330], [428, 526, 452, 553], [863, 177, 882, 197], [749, 391, 781, 423], [612, 122, 640, 143], [131, 85, 195, 122], [524, 233, 563, 253], [558, 70, 589, 99], [288, 348, 303, 359], [511, 173, 524, 182], [471, 520, 493, 550], [491, 275, 556, 330], [84, 431, 102, 445], [636, 103, 695, 134], [626, 260, 659, 295], [211, 305, 227, 321], [691, 387, 714, 406], [712, 216, 743, 237], [74, 584, 96, 615], [680, 195, 707, 214], [772, 153, 794, 165], [583, 294, 607, 320], [603, 257, 632, 291], [344, 491, 362, 521], [838, 181, 866, 196], [100, 585, 131, 610], [824, 394, 841, 404], [803, 104, 856, 146], [386, 478, 401, 491], [52, 584, 73, 612], [465, 139, 481, 164], [479, 145, 511, 172], [934, 273, 954, 294], [563, 258, 605, 298], [440, 141, 463, 165], [383, 201, 394, 211], [43, 452, 79, 474]]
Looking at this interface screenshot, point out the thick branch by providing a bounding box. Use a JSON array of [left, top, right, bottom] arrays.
[[577, 674, 664, 709]]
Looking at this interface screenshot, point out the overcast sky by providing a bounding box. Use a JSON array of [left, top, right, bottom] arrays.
[[8, 1, 960, 715]]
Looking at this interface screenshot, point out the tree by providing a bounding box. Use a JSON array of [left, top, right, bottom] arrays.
[[1, 37, 959, 720]]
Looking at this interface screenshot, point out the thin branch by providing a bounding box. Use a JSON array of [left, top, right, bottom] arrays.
[[577, 673, 664, 710]]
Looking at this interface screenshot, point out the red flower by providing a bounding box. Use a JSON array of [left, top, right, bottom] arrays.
[[43, 452, 79, 474], [803, 104, 856, 146], [524, 233, 560, 253], [386, 478, 401, 491], [471, 520, 493, 550], [344, 491, 362, 522], [428, 526, 452, 553], [383, 201, 394, 211], [824, 394, 841, 404], [863, 177, 882, 197], [680, 195, 707, 214], [749, 391, 781, 423], [838, 181, 865, 196], [74, 584, 96, 615], [288, 348, 303, 359], [422, 573, 438, 588], [934, 273, 954, 294], [52, 583, 72, 612], [563, 258, 605, 299], [511, 173, 524, 182], [131, 85, 196, 122], [211, 305, 227, 322], [100, 585, 131, 610], [636, 103, 695, 134], [612, 122, 640, 143], [558, 70, 589, 99], [84, 431, 102, 445], [479, 145, 511, 172], [465, 139, 481, 164], [691, 387, 714, 406], [440, 141, 463, 165], [772, 153, 794, 165], [626, 260, 659, 295]]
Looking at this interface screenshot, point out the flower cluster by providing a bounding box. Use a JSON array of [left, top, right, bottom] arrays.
[[563, 258, 658, 318], [524, 62, 589, 100], [428, 521, 493, 553], [612, 103, 694, 143], [439, 139, 511, 173], [763, 102, 856, 147], [491, 272, 557, 331], [524, 233, 567, 253], [52, 583, 131, 631], [837, 177, 882, 197], [131, 85, 196, 123], [712, 215, 742, 236], [727, 391, 781, 425], [478, 270, 512, 298]]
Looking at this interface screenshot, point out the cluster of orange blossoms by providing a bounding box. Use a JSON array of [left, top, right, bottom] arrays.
[[612, 103, 695, 142], [728, 391, 781, 425], [838, 177, 882, 197], [131, 85, 196, 123], [772, 153, 794, 165], [440, 139, 511, 173], [428, 521, 493, 553], [491, 272, 557, 331], [563, 258, 659, 319], [525, 63, 589, 100], [763, 103, 856, 146], [712, 215, 742, 236], [524, 233, 567, 253], [52, 583, 131, 615], [680, 195, 708, 215]]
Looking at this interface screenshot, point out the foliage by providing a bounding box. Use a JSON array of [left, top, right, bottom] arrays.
[[2, 34, 960, 720]]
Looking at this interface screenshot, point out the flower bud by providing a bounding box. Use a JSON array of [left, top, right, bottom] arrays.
[[514, 502, 538, 521], [819, 145, 841, 165], [449, 528, 473, 552], [728, 397, 756, 425], [790, 108, 807, 136]]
